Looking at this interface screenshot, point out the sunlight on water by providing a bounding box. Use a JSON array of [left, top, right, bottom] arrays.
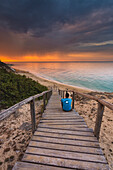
[[11, 62, 113, 92]]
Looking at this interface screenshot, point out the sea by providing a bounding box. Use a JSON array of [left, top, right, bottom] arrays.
[[9, 61, 113, 93]]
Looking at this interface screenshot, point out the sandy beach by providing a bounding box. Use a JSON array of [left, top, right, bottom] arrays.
[[16, 69, 92, 93], [0, 69, 113, 169]]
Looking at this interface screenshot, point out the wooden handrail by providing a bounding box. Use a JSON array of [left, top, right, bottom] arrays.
[[0, 90, 52, 133], [76, 92, 113, 110], [58, 88, 113, 139]]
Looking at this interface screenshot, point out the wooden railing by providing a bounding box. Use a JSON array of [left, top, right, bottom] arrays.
[[0, 90, 52, 133], [58, 89, 113, 139]]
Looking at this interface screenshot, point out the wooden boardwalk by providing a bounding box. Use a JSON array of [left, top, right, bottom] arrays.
[[13, 91, 109, 170]]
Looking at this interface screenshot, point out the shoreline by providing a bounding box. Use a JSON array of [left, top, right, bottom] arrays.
[[14, 68, 113, 94], [15, 69, 95, 93]]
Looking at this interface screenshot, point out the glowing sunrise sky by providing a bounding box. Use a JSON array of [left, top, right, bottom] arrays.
[[0, 0, 113, 62]]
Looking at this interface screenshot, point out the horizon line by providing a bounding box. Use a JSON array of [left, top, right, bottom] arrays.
[[6, 60, 113, 63]]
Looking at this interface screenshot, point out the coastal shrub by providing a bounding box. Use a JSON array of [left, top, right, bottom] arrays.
[[0, 68, 48, 110]]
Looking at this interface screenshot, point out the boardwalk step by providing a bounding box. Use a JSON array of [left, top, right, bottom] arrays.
[[32, 135, 100, 148], [34, 131, 97, 141], [13, 162, 67, 170], [37, 127, 94, 136], [22, 154, 109, 170], [29, 141, 103, 155]]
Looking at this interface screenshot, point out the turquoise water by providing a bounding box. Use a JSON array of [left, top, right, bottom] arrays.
[[10, 62, 113, 92]]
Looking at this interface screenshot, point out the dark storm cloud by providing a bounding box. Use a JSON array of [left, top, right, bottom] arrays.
[[0, 0, 113, 57]]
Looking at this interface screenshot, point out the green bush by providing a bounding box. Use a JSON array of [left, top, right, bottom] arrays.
[[0, 68, 48, 110]]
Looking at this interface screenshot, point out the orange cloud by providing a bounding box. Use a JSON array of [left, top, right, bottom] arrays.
[[0, 51, 113, 62]]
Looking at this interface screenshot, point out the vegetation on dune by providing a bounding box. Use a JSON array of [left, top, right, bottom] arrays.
[[0, 62, 48, 110]]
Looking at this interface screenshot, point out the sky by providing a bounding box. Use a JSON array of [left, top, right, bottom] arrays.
[[0, 0, 113, 62]]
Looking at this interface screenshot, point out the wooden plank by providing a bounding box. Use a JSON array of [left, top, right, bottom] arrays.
[[43, 114, 78, 116], [29, 141, 103, 155], [43, 113, 73, 116], [41, 115, 83, 119], [32, 136, 100, 148], [39, 123, 87, 127], [22, 154, 109, 170], [37, 127, 94, 136], [39, 121, 86, 125], [42, 117, 83, 120], [34, 131, 97, 142], [46, 103, 61, 105], [44, 111, 76, 114], [25, 147, 107, 163], [43, 112, 80, 116], [40, 119, 85, 123], [38, 125, 93, 132], [42, 116, 82, 119], [41, 117, 84, 120], [13, 161, 68, 170], [46, 105, 61, 107], [44, 110, 75, 112], [43, 112, 82, 117]]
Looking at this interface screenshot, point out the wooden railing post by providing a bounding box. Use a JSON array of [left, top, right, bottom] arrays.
[[49, 92, 51, 99], [59, 89, 60, 95], [72, 91, 75, 109], [94, 102, 104, 139], [45, 92, 47, 106], [30, 98, 36, 133], [63, 91, 64, 98], [47, 91, 50, 101], [43, 93, 46, 111], [59, 90, 61, 95]]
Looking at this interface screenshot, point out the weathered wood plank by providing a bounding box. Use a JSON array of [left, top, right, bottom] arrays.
[[40, 119, 84, 122], [29, 141, 103, 155], [25, 147, 107, 163], [37, 127, 94, 136], [39, 121, 87, 125], [43, 113, 78, 116], [39, 123, 87, 127], [43, 112, 80, 116], [34, 131, 97, 142], [22, 154, 109, 170], [47, 111, 78, 113], [32, 136, 100, 148], [42, 114, 81, 118], [44, 110, 75, 112], [42, 117, 82, 120], [41, 117, 84, 120], [13, 161, 68, 170], [38, 125, 93, 132]]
